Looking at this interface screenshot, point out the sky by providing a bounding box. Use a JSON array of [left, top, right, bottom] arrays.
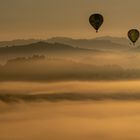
[[0, 0, 140, 40]]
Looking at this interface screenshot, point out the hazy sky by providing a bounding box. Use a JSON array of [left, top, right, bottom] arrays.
[[0, 0, 140, 40]]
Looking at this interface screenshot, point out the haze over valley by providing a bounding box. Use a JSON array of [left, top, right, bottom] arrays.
[[1, 0, 140, 140]]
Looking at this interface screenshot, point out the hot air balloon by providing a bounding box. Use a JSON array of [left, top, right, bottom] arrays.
[[89, 13, 104, 33], [128, 29, 140, 45]]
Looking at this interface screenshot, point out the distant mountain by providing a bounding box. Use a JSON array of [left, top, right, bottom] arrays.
[[47, 37, 129, 51], [0, 36, 133, 51], [95, 36, 129, 46], [0, 39, 40, 47], [0, 41, 102, 60]]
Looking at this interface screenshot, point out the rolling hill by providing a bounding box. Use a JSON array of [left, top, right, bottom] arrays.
[[0, 36, 132, 51], [0, 41, 104, 63], [47, 37, 129, 51]]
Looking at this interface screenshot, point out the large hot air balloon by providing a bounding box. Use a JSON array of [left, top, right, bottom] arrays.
[[89, 13, 104, 32], [128, 29, 140, 45]]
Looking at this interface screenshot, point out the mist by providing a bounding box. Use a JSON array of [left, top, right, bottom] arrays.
[[1, 100, 140, 140], [0, 37, 140, 140], [1, 50, 140, 82]]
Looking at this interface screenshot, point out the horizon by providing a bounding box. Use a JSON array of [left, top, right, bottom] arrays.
[[0, 35, 128, 42]]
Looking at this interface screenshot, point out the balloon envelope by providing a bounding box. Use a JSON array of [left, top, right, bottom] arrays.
[[89, 14, 104, 32], [128, 29, 140, 45]]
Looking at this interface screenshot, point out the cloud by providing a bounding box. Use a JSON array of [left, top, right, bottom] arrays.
[[1, 92, 140, 103]]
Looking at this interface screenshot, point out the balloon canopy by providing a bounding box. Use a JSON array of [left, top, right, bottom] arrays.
[[128, 29, 140, 45], [89, 13, 104, 32]]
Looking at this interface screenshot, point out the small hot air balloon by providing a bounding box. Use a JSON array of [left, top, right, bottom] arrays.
[[128, 29, 140, 45], [89, 13, 104, 33]]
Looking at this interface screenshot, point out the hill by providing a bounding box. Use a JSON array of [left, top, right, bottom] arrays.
[[0, 39, 40, 47], [0, 36, 131, 51], [0, 41, 104, 63], [47, 37, 129, 51], [0, 56, 140, 82]]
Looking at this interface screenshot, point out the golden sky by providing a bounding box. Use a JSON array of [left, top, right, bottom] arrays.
[[0, 0, 140, 40]]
